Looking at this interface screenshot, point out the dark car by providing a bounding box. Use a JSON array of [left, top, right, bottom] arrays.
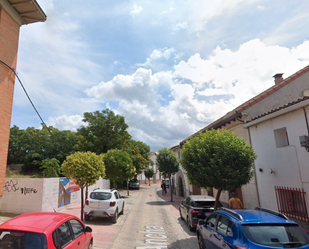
[[197, 207, 309, 249], [129, 179, 140, 190], [179, 195, 222, 231]]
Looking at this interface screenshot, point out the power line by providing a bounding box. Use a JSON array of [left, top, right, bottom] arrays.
[[0, 59, 53, 136]]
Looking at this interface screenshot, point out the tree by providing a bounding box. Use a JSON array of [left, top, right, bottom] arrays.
[[40, 158, 61, 177], [181, 129, 257, 210], [123, 139, 151, 175], [61, 151, 105, 221], [156, 148, 179, 202], [103, 149, 136, 196], [145, 168, 154, 186], [77, 109, 131, 154]]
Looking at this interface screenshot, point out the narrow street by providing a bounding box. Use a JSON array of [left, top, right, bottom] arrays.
[[111, 183, 199, 249]]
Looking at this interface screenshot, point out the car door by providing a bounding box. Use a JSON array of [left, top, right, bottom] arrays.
[[114, 191, 123, 213], [200, 213, 218, 249], [212, 215, 234, 249], [67, 219, 89, 248], [53, 220, 87, 249]]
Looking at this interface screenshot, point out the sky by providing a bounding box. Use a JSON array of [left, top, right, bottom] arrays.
[[11, 0, 309, 152]]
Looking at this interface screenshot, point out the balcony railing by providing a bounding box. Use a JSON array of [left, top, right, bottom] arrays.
[[275, 186, 309, 222]]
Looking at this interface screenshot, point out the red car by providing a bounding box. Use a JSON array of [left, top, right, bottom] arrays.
[[0, 212, 93, 248]]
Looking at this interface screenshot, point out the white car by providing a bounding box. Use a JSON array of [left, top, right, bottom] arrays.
[[84, 188, 124, 223]]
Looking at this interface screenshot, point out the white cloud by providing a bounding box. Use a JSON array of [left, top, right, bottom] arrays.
[[130, 5, 143, 16], [48, 115, 85, 132], [137, 48, 176, 67]]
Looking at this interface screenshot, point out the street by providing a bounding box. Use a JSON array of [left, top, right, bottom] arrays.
[[111, 183, 199, 249]]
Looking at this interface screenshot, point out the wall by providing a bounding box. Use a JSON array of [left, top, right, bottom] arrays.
[[1, 177, 110, 214], [0, 7, 20, 198], [249, 108, 309, 211]]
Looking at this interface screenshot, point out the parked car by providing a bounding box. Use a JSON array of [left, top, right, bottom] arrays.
[[0, 212, 93, 249], [129, 179, 140, 190], [84, 188, 124, 223], [197, 207, 309, 249], [161, 179, 169, 188], [179, 195, 222, 231]]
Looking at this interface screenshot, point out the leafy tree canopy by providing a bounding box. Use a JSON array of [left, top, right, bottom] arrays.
[[77, 109, 131, 154], [103, 149, 135, 183], [157, 148, 179, 176], [61, 151, 106, 189], [181, 129, 257, 209], [123, 139, 151, 175]]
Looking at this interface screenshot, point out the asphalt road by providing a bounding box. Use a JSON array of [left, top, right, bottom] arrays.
[[111, 184, 199, 249]]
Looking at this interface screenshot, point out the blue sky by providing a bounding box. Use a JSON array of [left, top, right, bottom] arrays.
[[11, 0, 309, 152]]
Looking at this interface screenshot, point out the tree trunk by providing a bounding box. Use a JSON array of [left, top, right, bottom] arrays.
[[148, 178, 150, 186], [81, 187, 84, 221], [127, 180, 129, 196], [214, 188, 222, 211], [169, 174, 173, 202]]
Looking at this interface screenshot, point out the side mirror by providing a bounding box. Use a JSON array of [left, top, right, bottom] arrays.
[[85, 226, 92, 233], [198, 219, 206, 226]]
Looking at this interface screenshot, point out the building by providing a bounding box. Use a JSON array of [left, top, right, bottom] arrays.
[[0, 0, 46, 207]]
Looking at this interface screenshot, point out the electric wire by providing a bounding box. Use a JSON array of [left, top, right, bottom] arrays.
[[0, 59, 53, 136]]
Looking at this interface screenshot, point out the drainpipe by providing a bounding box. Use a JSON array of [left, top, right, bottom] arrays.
[[247, 126, 261, 207]]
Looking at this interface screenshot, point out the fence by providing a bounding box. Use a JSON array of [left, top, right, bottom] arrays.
[[275, 186, 309, 222]]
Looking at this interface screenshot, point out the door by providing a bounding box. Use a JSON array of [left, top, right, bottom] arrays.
[[202, 213, 218, 249], [212, 215, 233, 249]]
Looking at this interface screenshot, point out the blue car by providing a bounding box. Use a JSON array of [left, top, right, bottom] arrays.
[[197, 207, 309, 249]]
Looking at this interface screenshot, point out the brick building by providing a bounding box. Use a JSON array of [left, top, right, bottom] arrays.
[[0, 0, 46, 206]]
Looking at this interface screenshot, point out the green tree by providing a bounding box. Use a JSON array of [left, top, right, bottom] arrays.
[[61, 151, 105, 221], [144, 168, 154, 186], [103, 149, 135, 196], [124, 139, 151, 175], [157, 148, 179, 202], [77, 109, 130, 154], [40, 158, 61, 177], [181, 129, 257, 210]]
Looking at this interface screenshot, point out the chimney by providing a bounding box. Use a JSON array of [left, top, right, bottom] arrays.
[[273, 73, 284, 85]]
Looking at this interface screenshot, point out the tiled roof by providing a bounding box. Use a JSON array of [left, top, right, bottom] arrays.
[[245, 95, 309, 123]]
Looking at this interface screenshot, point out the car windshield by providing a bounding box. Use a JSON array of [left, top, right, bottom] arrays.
[[0, 230, 47, 249], [90, 192, 112, 200], [130, 179, 139, 183], [194, 201, 222, 208], [242, 224, 309, 248]]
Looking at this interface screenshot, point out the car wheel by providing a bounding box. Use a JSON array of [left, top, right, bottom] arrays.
[[198, 234, 205, 249], [112, 209, 118, 223], [88, 241, 93, 249], [187, 217, 194, 231], [85, 214, 90, 221], [179, 209, 183, 220], [120, 203, 124, 215]]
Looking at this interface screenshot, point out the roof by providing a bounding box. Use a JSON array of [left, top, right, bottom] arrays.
[[1, 0, 46, 25], [244, 95, 309, 126], [0, 212, 74, 233], [218, 210, 296, 224], [189, 195, 216, 201]]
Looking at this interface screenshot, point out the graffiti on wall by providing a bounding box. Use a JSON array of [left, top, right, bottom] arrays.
[[4, 179, 38, 195]]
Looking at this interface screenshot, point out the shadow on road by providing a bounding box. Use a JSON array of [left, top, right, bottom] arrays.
[[146, 201, 170, 206], [168, 237, 199, 249]]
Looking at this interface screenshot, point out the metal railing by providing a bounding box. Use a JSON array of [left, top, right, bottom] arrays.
[[275, 186, 309, 222]]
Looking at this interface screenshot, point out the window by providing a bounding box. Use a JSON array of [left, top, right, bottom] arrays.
[[114, 192, 119, 199], [68, 219, 85, 239], [90, 192, 111, 200], [56, 222, 73, 248], [274, 127, 289, 148], [217, 216, 233, 236], [206, 214, 217, 229]]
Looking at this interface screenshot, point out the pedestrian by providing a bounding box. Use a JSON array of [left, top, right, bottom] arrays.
[[229, 192, 243, 209], [161, 181, 167, 195]]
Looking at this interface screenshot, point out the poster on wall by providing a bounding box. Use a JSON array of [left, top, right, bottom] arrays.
[[69, 179, 80, 193], [58, 178, 71, 208]]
